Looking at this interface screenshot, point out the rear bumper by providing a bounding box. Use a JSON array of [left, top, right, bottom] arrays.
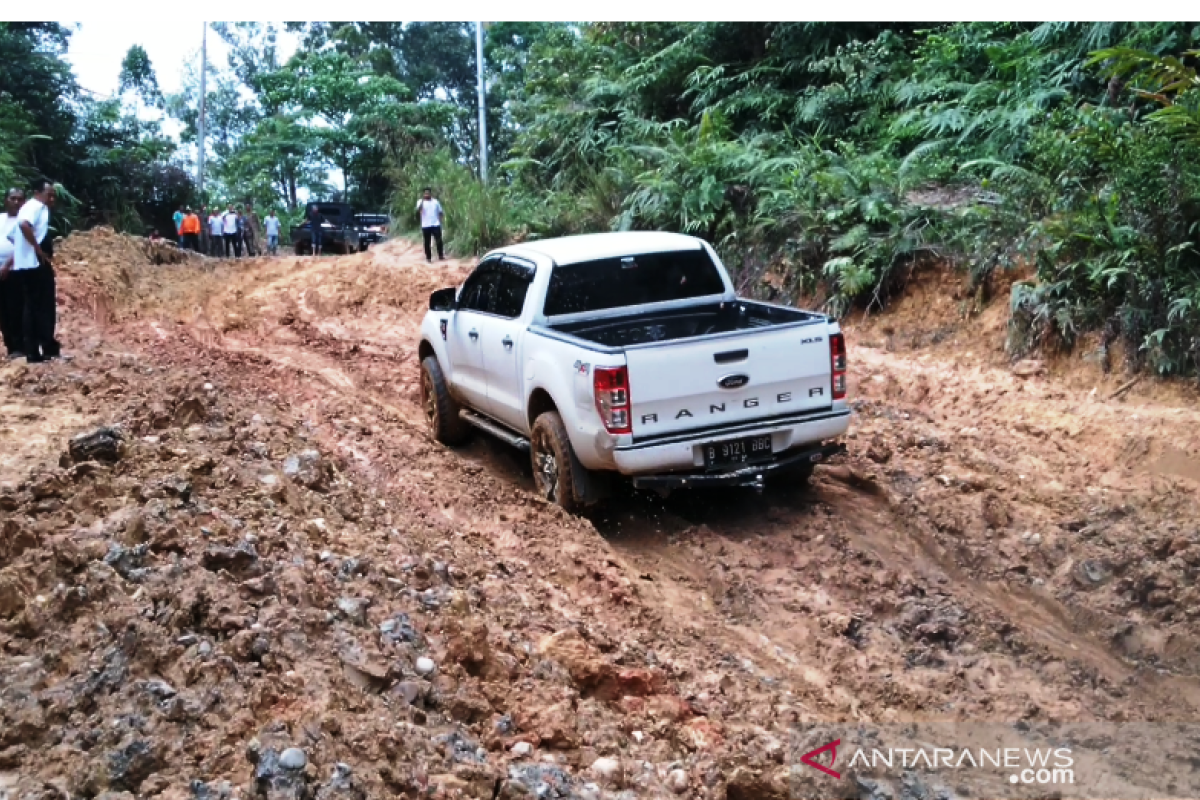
[[631, 441, 846, 489], [609, 408, 850, 475]]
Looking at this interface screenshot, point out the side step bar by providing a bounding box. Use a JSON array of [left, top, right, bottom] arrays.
[[459, 409, 531, 452]]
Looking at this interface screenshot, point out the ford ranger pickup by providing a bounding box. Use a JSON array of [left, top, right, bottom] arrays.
[[417, 231, 850, 510]]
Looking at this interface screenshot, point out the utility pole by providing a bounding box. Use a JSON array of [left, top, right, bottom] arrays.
[[197, 22, 207, 197], [476, 21, 487, 183]]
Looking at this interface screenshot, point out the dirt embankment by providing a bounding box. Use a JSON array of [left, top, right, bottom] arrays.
[[2, 233, 1200, 799]]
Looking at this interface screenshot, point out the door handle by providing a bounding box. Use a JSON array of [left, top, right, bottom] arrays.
[[468, 329, 479, 340], [502, 336, 513, 349]]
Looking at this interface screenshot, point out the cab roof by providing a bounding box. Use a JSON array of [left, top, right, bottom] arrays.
[[500, 231, 704, 267]]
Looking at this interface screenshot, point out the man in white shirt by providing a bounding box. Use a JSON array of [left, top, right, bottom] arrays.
[[13, 180, 60, 362], [221, 205, 240, 257], [0, 187, 26, 358], [208, 210, 224, 257], [264, 211, 281, 255], [416, 187, 445, 263]]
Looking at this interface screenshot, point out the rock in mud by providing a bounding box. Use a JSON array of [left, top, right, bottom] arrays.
[[139, 679, 177, 700], [314, 762, 364, 800], [379, 613, 421, 645], [173, 396, 208, 426], [666, 768, 688, 794], [0, 518, 39, 564], [434, 730, 486, 764], [415, 656, 436, 676], [202, 541, 261, 578], [107, 739, 160, 792], [104, 543, 150, 583], [29, 471, 67, 499], [283, 450, 333, 492], [393, 680, 426, 706], [69, 426, 125, 464], [191, 779, 235, 799], [335, 597, 369, 626], [278, 748, 307, 770], [254, 747, 310, 800], [588, 757, 622, 786], [981, 494, 1010, 529], [1010, 359, 1044, 377], [0, 570, 27, 619], [537, 628, 613, 690], [502, 763, 583, 799]]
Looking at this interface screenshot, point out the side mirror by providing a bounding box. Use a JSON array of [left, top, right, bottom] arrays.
[[429, 287, 457, 311]]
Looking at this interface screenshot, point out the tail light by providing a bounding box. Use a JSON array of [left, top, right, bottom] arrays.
[[830, 333, 847, 400], [594, 366, 632, 434]]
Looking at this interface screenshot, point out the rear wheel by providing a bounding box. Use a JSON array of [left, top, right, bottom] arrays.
[[421, 356, 469, 445], [530, 411, 596, 513]]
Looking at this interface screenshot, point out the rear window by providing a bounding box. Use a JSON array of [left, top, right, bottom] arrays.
[[543, 249, 726, 317]]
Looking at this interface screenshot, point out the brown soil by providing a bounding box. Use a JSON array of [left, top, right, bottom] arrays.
[[2, 234, 1200, 799]]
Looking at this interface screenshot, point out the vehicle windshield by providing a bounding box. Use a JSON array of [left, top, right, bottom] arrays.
[[543, 249, 726, 317]]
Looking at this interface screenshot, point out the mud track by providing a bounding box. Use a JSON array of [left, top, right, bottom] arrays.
[[2, 233, 1200, 799]]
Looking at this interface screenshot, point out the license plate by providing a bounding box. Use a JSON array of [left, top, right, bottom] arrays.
[[703, 434, 773, 469]]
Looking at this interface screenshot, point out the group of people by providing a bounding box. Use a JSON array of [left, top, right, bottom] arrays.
[[0, 181, 62, 363], [170, 203, 283, 258]]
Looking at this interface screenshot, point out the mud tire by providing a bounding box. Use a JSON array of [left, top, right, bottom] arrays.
[[530, 411, 595, 513], [421, 356, 470, 446]]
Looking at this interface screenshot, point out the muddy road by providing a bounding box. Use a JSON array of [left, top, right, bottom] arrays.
[[2, 230, 1199, 799]]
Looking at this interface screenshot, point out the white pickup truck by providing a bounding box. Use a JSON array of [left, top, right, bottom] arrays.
[[417, 231, 850, 510]]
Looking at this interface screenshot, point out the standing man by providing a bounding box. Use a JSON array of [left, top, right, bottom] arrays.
[[222, 204, 239, 257], [0, 188, 25, 358], [208, 208, 224, 257], [243, 202, 261, 257], [198, 206, 210, 254], [306, 203, 323, 256], [180, 208, 201, 251], [172, 205, 185, 241], [235, 207, 246, 257], [416, 187, 445, 262], [264, 210, 281, 255], [12, 180, 60, 362]]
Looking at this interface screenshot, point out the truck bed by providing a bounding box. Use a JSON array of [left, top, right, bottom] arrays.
[[547, 300, 820, 348]]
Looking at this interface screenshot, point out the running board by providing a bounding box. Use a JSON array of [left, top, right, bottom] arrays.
[[459, 409, 531, 452]]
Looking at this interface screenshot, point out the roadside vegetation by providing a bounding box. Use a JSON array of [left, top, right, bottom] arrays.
[[4, 22, 1200, 374]]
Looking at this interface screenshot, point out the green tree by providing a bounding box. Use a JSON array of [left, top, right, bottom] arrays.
[[118, 44, 163, 108]]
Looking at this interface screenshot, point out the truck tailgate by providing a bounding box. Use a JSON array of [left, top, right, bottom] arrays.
[[626, 326, 831, 440]]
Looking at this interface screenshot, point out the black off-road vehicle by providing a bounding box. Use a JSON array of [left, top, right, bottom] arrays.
[[291, 202, 363, 255]]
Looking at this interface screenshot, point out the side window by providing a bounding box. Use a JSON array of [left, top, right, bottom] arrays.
[[458, 267, 499, 313], [492, 263, 534, 319]]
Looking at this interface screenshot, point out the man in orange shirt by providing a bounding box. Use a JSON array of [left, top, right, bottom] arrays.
[[179, 208, 201, 252]]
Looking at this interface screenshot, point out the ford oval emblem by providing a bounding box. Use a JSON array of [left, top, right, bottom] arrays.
[[718, 374, 750, 389]]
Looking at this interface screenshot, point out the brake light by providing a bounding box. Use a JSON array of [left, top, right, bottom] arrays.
[[594, 366, 632, 434], [830, 333, 847, 400]]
